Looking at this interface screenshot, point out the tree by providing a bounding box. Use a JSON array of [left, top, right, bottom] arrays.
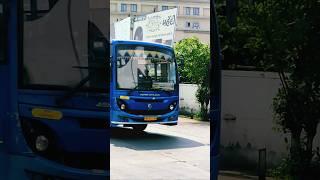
[[174, 37, 211, 120], [216, 0, 262, 71], [238, 0, 320, 178]]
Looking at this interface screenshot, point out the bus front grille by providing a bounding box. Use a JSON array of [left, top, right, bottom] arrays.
[[125, 109, 170, 115]]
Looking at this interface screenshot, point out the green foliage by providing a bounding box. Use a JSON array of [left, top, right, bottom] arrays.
[[179, 107, 196, 119], [174, 37, 210, 121], [270, 156, 320, 179], [216, 0, 320, 178], [195, 85, 210, 121], [174, 37, 210, 84], [216, 0, 264, 70], [246, 1, 320, 178], [269, 158, 292, 179]]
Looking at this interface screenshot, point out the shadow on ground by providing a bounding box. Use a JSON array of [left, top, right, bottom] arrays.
[[110, 127, 204, 151]]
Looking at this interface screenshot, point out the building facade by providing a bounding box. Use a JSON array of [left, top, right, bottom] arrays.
[[110, 0, 210, 44]]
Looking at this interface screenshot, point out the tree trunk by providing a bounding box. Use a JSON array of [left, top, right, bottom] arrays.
[[306, 134, 315, 161], [199, 103, 209, 121], [290, 130, 302, 179], [302, 132, 316, 179]]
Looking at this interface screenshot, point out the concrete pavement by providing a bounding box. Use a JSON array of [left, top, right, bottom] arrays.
[[110, 117, 210, 180], [110, 117, 269, 180]]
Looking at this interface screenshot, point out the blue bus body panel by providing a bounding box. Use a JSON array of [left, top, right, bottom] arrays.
[[110, 90, 179, 125], [5, 155, 108, 180], [18, 90, 109, 112], [18, 90, 109, 152], [19, 105, 108, 153], [0, 0, 109, 178], [0, 144, 9, 179]]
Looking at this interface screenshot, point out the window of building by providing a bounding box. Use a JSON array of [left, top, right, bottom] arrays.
[[174, 6, 179, 15], [192, 22, 200, 29], [131, 4, 137, 12], [193, 7, 200, 16], [186, 22, 191, 28], [162, 6, 168, 11], [185, 7, 191, 15], [120, 4, 127, 12]]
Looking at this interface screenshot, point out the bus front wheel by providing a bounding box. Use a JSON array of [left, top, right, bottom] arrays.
[[131, 124, 147, 131]]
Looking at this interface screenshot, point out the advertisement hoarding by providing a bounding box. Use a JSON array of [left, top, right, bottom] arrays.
[[114, 17, 132, 40], [133, 8, 178, 46]]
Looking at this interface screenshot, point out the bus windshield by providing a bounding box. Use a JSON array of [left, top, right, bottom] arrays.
[[116, 45, 176, 91], [22, 0, 109, 92]]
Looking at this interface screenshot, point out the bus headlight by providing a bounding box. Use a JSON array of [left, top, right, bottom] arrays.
[[35, 135, 49, 152], [169, 101, 177, 111], [117, 99, 127, 110], [120, 104, 126, 110]]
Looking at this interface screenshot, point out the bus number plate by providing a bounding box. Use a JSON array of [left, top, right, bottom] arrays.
[[144, 116, 157, 121]]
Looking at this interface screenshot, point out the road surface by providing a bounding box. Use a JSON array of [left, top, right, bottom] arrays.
[[110, 117, 210, 180]]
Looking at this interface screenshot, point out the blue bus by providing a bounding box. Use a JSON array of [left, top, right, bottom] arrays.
[[110, 40, 179, 131], [0, 0, 109, 179], [210, 1, 222, 180], [0, 0, 220, 179]]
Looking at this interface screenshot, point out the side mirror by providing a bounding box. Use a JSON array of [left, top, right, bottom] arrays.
[[0, 0, 7, 64]]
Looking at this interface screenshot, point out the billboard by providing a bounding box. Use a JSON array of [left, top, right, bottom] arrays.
[[114, 17, 132, 40], [133, 8, 178, 46]]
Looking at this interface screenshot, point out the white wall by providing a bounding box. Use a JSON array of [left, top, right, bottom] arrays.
[[179, 83, 200, 112], [179, 70, 320, 165], [220, 70, 287, 162]]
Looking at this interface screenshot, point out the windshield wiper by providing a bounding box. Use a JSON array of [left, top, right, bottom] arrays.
[[152, 88, 172, 95], [127, 86, 172, 96], [55, 75, 90, 106], [128, 85, 139, 96], [55, 65, 108, 105]]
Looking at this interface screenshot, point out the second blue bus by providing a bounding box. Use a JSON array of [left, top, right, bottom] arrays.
[[110, 40, 179, 131]]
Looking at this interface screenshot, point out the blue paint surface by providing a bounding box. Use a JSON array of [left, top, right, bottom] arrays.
[[0, 0, 109, 178]]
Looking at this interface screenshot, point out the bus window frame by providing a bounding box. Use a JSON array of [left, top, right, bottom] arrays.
[[0, 0, 7, 64]]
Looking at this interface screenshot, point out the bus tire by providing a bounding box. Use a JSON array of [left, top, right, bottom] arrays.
[[131, 124, 147, 131], [165, 123, 177, 126]]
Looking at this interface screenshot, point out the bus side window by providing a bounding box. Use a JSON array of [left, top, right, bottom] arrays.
[[0, 0, 6, 64], [24, 0, 59, 21]]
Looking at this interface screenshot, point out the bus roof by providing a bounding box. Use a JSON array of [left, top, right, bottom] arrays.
[[111, 40, 173, 49]]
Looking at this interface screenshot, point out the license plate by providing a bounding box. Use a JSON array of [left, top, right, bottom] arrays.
[[144, 116, 157, 121]]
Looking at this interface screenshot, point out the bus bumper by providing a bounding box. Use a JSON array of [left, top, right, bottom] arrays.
[[110, 110, 179, 126]]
